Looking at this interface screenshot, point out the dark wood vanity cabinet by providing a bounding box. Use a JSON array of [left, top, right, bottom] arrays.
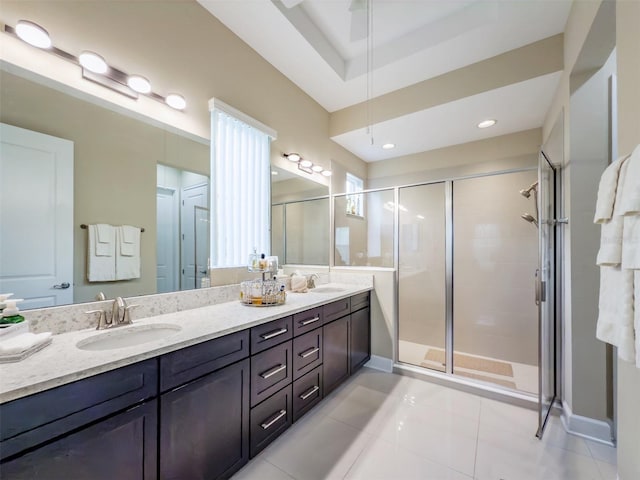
[[0, 291, 371, 480], [0, 400, 158, 480], [160, 359, 250, 480]]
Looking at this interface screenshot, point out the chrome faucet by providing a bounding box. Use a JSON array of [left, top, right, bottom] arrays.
[[306, 273, 319, 289]]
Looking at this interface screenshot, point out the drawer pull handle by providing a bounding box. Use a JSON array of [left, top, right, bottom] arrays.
[[299, 385, 319, 400], [260, 364, 287, 379], [261, 409, 287, 430], [299, 347, 320, 359], [300, 316, 320, 326], [260, 327, 288, 340]]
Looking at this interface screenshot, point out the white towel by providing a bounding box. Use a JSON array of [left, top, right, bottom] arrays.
[[594, 154, 630, 223], [290, 275, 308, 293], [87, 225, 116, 281], [94, 223, 115, 257], [0, 332, 52, 355], [636, 271, 640, 368], [596, 159, 631, 266], [115, 226, 141, 280], [622, 215, 640, 269], [618, 144, 640, 215], [596, 266, 635, 363], [119, 225, 140, 257]]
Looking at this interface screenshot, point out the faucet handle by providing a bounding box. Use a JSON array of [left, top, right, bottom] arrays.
[[86, 309, 108, 330], [122, 304, 140, 325]]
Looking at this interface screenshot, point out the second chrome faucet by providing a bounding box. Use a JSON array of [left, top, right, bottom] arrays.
[[86, 296, 139, 330]]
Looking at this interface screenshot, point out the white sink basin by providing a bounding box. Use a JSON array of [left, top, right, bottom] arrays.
[[311, 287, 346, 293], [76, 323, 182, 351]]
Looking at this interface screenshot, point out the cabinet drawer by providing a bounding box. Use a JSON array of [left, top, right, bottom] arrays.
[[160, 330, 249, 392], [292, 307, 323, 336], [250, 316, 293, 354], [250, 385, 292, 458], [250, 341, 292, 407], [292, 328, 323, 380], [0, 359, 158, 460], [350, 291, 370, 312], [323, 298, 350, 324], [292, 367, 323, 423]]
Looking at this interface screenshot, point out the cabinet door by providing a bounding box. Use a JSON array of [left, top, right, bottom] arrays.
[[0, 400, 157, 480], [160, 359, 249, 480], [350, 307, 370, 373], [323, 316, 350, 395]]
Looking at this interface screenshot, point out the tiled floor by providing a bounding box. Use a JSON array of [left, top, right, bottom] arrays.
[[233, 368, 617, 480]]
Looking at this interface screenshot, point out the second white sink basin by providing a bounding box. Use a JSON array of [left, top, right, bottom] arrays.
[[312, 287, 346, 293], [76, 323, 182, 351]]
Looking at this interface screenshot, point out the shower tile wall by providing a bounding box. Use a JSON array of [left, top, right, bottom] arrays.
[[453, 171, 539, 367]]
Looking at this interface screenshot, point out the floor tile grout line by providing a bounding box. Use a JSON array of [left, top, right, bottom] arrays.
[[472, 400, 483, 479], [262, 458, 297, 480]]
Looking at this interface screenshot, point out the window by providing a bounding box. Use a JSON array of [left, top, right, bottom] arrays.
[[346, 173, 364, 216], [209, 99, 277, 267]]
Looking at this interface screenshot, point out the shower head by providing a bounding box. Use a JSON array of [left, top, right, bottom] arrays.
[[521, 213, 538, 227], [519, 181, 539, 198]]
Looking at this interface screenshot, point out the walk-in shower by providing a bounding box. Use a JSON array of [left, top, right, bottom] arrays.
[[398, 170, 540, 395]]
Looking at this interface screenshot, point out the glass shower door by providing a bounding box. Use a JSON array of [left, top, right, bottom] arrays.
[[536, 151, 556, 438], [397, 183, 447, 370]]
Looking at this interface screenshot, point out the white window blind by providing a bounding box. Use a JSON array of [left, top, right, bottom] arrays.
[[209, 100, 276, 267]]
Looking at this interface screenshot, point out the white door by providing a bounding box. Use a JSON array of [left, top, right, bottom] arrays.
[[181, 184, 208, 290], [156, 187, 179, 293], [0, 123, 74, 309]]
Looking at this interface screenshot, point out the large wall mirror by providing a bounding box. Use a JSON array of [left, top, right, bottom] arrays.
[[0, 66, 330, 310]]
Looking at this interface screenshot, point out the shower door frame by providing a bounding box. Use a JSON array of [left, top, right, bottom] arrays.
[[395, 167, 547, 392]]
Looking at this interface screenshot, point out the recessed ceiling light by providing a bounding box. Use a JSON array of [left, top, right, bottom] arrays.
[[165, 93, 186, 110], [299, 159, 313, 168], [311, 165, 324, 173], [15, 20, 51, 49], [284, 153, 301, 162], [321, 170, 332, 177], [382, 143, 395, 150], [78, 51, 108, 74], [271, 170, 278, 175], [477, 119, 497, 129], [127, 75, 151, 94]]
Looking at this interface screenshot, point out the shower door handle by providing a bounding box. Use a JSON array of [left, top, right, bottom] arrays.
[[535, 269, 540, 306]]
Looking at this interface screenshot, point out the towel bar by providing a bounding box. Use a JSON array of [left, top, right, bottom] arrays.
[[80, 224, 145, 232]]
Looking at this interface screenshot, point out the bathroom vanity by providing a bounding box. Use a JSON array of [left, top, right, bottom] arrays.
[[0, 286, 371, 479]]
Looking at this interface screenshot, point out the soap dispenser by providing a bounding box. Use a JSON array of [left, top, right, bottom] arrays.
[[0, 299, 25, 324]]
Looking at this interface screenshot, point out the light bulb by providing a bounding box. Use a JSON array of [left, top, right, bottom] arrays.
[[311, 165, 324, 173], [127, 75, 151, 94], [300, 159, 312, 168], [321, 170, 332, 177], [79, 51, 108, 74], [477, 119, 497, 129], [382, 143, 395, 150], [15, 20, 51, 49], [165, 93, 186, 110], [285, 153, 301, 162]]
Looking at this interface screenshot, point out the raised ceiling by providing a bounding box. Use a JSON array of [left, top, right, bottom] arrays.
[[199, 0, 573, 162]]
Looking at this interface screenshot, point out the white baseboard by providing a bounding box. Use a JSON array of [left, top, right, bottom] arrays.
[[364, 355, 393, 372], [561, 400, 615, 446]]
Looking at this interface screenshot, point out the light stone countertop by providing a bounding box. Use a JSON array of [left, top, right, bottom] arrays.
[[0, 283, 371, 404]]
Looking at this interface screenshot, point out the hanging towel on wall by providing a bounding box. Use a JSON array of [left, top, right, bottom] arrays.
[[87, 224, 116, 281], [595, 143, 640, 368], [116, 225, 141, 280], [596, 158, 630, 265], [594, 154, 630, 223]]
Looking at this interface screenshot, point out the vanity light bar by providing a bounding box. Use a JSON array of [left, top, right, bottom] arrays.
[[5, 21, 187, 111], [282, 153, 331, 177]]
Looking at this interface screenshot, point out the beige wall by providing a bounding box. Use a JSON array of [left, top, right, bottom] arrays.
[[615, 1, 640, 478], [0, 71, 208, 303]]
